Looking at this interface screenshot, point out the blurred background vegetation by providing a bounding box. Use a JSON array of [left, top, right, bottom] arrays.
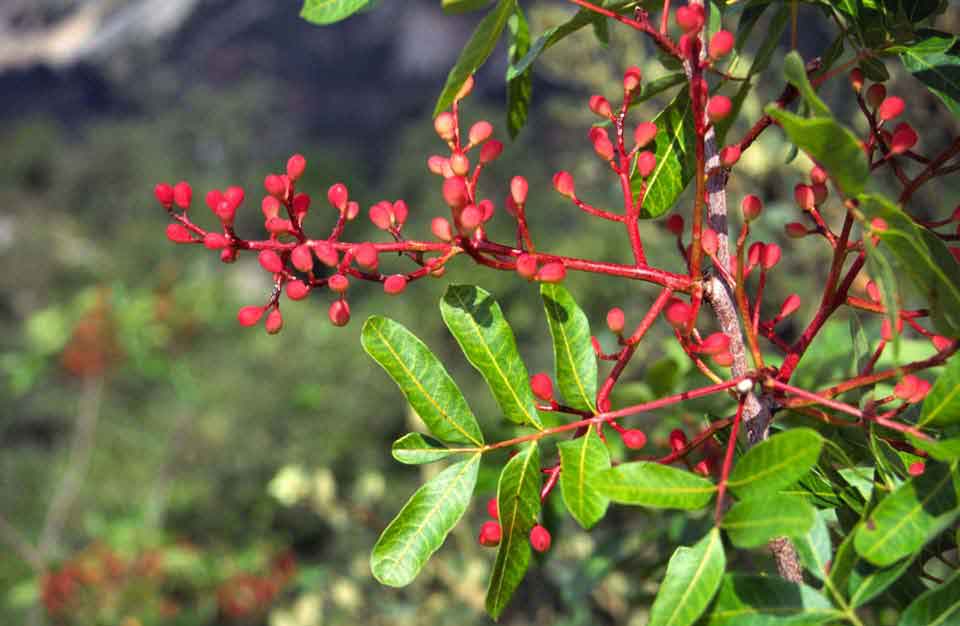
[[1, 1, 958, 625]]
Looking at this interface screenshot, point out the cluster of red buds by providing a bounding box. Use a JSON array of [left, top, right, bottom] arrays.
[[477, 496, 552, 553]]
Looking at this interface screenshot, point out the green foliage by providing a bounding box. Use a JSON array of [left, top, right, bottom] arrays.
[[541, 283, 597, 412], [648, 528, 725, 626], [727, 429, 824, 499], [921, 354, 960, 426], [594, 462, 716, 510], [707, 574, 842, 626], [898, 32, 960, 115], [557, 425, 610, 528], [300, 0, 372, 25], [721, 495, 816, 548]]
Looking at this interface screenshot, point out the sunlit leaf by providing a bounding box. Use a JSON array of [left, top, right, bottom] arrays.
[[392, 433, 457, 465], [632, 90, 697, 219], [721, 495, 816, 548], [558, 426, 610, 528], [541, 283, 597, 412], [920, 355, 960, 426], [506, 6, 532, 138], [300, 0, 371, 25], [648, 528, 725, 626], [595, 462, 716, 510], [727, 429, 824, 499], [707, 574, 842, 626]]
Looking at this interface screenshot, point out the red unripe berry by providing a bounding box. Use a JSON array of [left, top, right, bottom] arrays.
[[894, 375, 924, 402], [292, 193, 311, 217], [761, 243, 782, 270], [478, 521, 502, 547], [666, 214, 684, 236], [669, 429, 688, 452], [449, 151, 470, 177], [238, 306, 264, 327], [286, 280, 310, 300], [590, 127, 615, 161], [314, 241, 339, 267], [811, 183, 828, 206], [220, 248, 238, 264], [779, 294, 801, 319], [510, 176, 529, 206], [258, 249, 284, 273], [607, 307, 625, 334], [432, 216, 454, 241], [794, 184, 815, 210], [785, 222, 808, 238], [530, 373, 554, 401], [933, 335, 953, 351], [354, 242, 379, 270], [696, 332, 730, 355], [536, 262, 566, 283], [701, 228, 719, 256], [878, 96, 904, 121], [369, 202, 393, 230], [589, 95, 613, 119], [328, 273, 349, 293], [881, 317, 903, 341], [908, 461, 926, 477], [678, 33, 699, 59], [204, 232, 229, 249], [741, 195, 763, 221], [709, 30, 734, 59], [622, 429, 647, 450], [516, 254, 538, 280], [262, 196, 281, 219], [383, 274, 408, 295], [460, 204, 483, 231], [286, 154, 306, 180], [720, 145, 741, 167], [206, 189, 224, 214], [427, 155, 448, 176], [468, 121, 493, 146], [291, 244, 314, 272], [392, 200, 408, 225], [810, 165, 828, 185], [266, 217, 293, 235], [623, 66, 642, 93], [553, 171, 576, 198], [664, 298, 692, 328], [434, 112, 456, 141], [849, 68, 864, 92], [529, 525, 551, 552], [866, 83, 886, 109], [328, 299, 351, 327], [890, 122, 918, 154], [480, 139, 504, 164], [866, 280, 882, 303], [486, 497, 499, 520], [456, 75, 475, 101], [712, 350, 734, 367], [442, 176, 470, 209], [871, 217, 888, 233], [265, 309, 284, 334], [264, 174, 286, 199], [154, 183, 174, 207], [675, 4, 705, 32], [694, 459, 711, 476], [706, 95, 732, 123], [636, 151, 657, 178], [166, 223, 194, 243], [345, 200, 360, 220], [215, 200, 236, 225], [173, 181, 192, 209], [327, 183, 349, 212], [634, 121, 657, 149]]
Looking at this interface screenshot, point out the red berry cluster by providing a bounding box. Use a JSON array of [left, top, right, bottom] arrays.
[[477, 496, 551, 553]]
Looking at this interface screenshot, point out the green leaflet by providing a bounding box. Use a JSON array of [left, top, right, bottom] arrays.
[[486, 442, 541, 619], [899, 33, 960, 116], [441, 285, 543, 430], [541, 283, 597, 413], [362, 316, 483, 446], [920, 354, 960, 426], [721, 495, 816, 548], [707, 574, 842, 626], [558, 426, 610, 529], [595, 462, 716, 510], [506, 5, 532, 138], [727, 429, 824, 499], [300, 0, 371, 25], [632, 89, 697, 219], [441, 0, 492, 14], [392, 432, 457, 465], [370, 455, 480, 586], [854, 461, 960, 567], [793, 511, 832, 582], [648, 528, 725, 626], [434, 0, 516, 117], [899, 570, 960, 626]]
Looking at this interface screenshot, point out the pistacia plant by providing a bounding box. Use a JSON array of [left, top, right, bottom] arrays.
[[157, 1, 960, 623]]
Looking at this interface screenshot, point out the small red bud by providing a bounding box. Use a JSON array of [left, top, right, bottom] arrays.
[[265, 217, 293, 235], [810, 165, 828, 185], [701, 228, 719, 256], [354, 242, 379, 270], [866, 280, 882, 303], [741, 195, 763, 221], [328, 274, 349, 293], [154, 183, 174, 207], [794, 183, 815, 210], [866, 83, 887, 109], [434, 112, 456, 141], [849, 68, 864, 92], [238, 306, 264, 327], [529, 525, 551, 552], [460, 204, 483, 231], [327, 183, 349, 212], [871, 217, 888, 233], [291, 244, 314, 272], [292, 192, 311, 217], [696, 332, 730, 355], [258, 249, 284, 273], [877, 96, 904, 121], [516, 254, 538, 280], [908, 461, 926, 477], [166, 223, 194, 243], [392, 200, 408, 225], [456, 75, 474, 101], [706, 95, 732, 123], [811, 183, 828, 206], [478, 521, 502, 547], [607, 307, 625, 334], [933, 335, 953, 351], [893, 375, 922, 402], [215, 200, 236, 224], [553, 171, 576, 198], [262, 196, 281, 219], [761, 243, 782, 270], [779, 294, 801, 319], [510, 176, 529, 206], [712, 351, 734, 367], [173, 181, 192, 209], [264, 174, 286, 199], [449, 152, 470, 177], [634, 121, 658, 149], [468, 121, 493, 146], [314, 241, 339, 267], [678, 33, 698, 59], [203, 232, 229, 249], [264, 309, 284, 334], [669, 429, 688, 452], [694, 459, 711, 476], [206, 189, 224, 214], [536, 262, 566, 283], [486, 497, 499, 520], [286, 154, 306, 180], [890, 122, 918, 155], [328, 299, 351, 327], [530, 373, 554, 401], [369, 202, 393, 230], [720, 145, 741, 167], [623, 66, 642, 93], [636, 151, 657, 178], [747, 242, 763, 271], [345, 200, 360, 220], [709, 30, 734, 59], [480, 139, 503, 164], [589, 95, 613, 118], [220, 248, 238, 264], [432, 216, 454, 241], [664, 298, 692, 328], [622, 429, 647, 450], [675, 4, 705, 32], [428, 155, 448, 176], [442, 176, 470, 209], [286, 280, 310, 301], [666, 214, 684, 236], [589, 127, 615, 161], [785, 222, 808, 238], [384, 274, 408, 295]]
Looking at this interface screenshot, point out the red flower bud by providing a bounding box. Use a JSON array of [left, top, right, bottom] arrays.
[[286, 154, 306, 180], [666, 214, 684, 236], [478, 521, 501, 547], [607, 307, 625, 334], [460, 204, 483, 231], [706, 95, 732, 123], [810, 165, 828, 185], [529, 525, 551, 552], [741, 195, 762, 221], [166, 223, 194, 243], [536, 262, 566, 283], [871, 217, 888, 233], [811, 183, 828, 206], [894, 375, 925, 403], [890, 122, 918, 155], [634, 121, 658, 149], [878, 96, 904, 121], [761, 243, 782, 270], [709, 30, 734, 59], [720, 145, 741, 167], [712, 351, 734, 367], [292, 193, 311, 218], [622, 429, 647, 450], [432, 216, 454, 241], [675, 4, 705, 32], [664, 298, 692, 328], [369, 202, 393, 230], [849, 68, 864, 92], [265, 217, 292, 235], [480, 139, 503, 164], [908, 461, 925, 477], [636, 151, 657, 178], [933, 335, 953, 351], [258, 249, 284, 273], [427, 155, 448, 176], [866, 280, 882, 303], [794, 183, 815, 210], [510, 176, 529, 207], [701, 228, 719, 256], [468, 121, 493, 146], [449, 151, 470, 177], [779, 294, 801, 319], [262, 196, 281, 219], [392, 200, 408, 225], [291, 244, 314, 272], [314, 241, 339, 267], [328, 299, 351, 327], [486, 497, 499, 520], [384, 274, 408, 295], [747, 241, 763, 271], [345, 200, 360, 220], [173, 181, 192, 209], [434, 112, 456, 141], [215, 200, 236, 225], [785, 222, 808, 238], [265, 309, 284, 334], [866, 83, 886, 109], [553, 171, 576, 198], [354, 242, 379, 270], [623, 66, 642, 93], [327, 183, 349, 212], [590, 127, 615, 161], [456, 75, 474, 101], [696, 332, 730, 355], [328, 273, 349, 293], [264, 174, 286, 199], [669, 428, 687, 452], [204, 232, 229, 249], [516, 254, 537, 280], [286, 280, 310, 301], [589, 95, 613, 118], [530, 373, 554, 401], [238, 306, 264, 327], [154, 183, 174, 207], [442, 176, 470, 209]]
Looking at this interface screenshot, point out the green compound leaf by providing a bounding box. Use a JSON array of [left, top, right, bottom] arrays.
[[632, 89, 697, 219], [764, 107, 869, 195], [707, 574, 843, 626], [783, 50, 830, 117], [300, 0, 371, 25], [486, 442, 541, 620], [728, 429, 824, 500], [721, 495, 816, 549], [848, 553, 914, 609], [392, 433, 457, 465], [794, 511, 832, 582], [434, 0, 516, 117], [370, 454, 480, 586], [362, 316, 484, 446], [900, 33, 960, 116], [858, 193, 960, 338], [648, 528, 725, 626], [506, 5, 532, 138], [541, 283, 597, 413], [441, 285, 543, 430], [595, 462, 716, 510], [910, 435, 960, 462], [855, 461, 960, 567], [558, 426, 610, 529], [920, 354, 960, 427], [898, 569, 960, 626]]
